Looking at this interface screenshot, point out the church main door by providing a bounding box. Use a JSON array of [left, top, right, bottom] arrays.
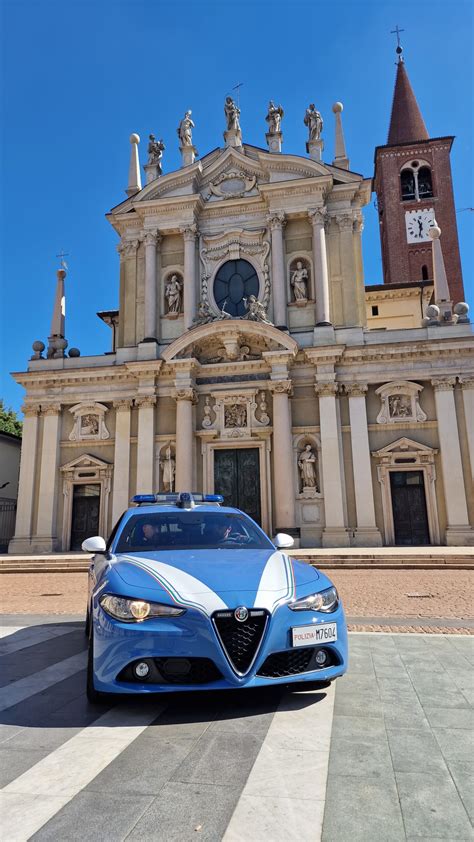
[[214, 448, 261, 525], [390, 471, 430, 545], [70, 484, 101, 550]]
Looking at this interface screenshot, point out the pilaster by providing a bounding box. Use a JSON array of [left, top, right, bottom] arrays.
[[34, 403, 62, 553], [9, 404, 40, 553], [268, 379, 296, 532], [112, 400, 132, 522], [143, 230, 160, 341], [345, 384, 382, 546], [135, 396, 156, 494], [173, 387, 197, 492], [315, 381, 349, 547], [459, 378, 474, 481], [308, 208, 331, 325], [182, 225, 198, 330], [267, 213, 287, 328]]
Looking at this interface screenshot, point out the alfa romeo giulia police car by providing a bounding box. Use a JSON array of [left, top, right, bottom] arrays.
[[83, 492, 348, 701]]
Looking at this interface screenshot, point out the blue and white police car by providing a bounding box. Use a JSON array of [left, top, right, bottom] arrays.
[[83, 492, 348, 701]]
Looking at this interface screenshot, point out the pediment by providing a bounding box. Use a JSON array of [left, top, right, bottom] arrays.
[[372, 437, 436, 458], [162, 319, 298, 364], [60, 453, 112, 472]]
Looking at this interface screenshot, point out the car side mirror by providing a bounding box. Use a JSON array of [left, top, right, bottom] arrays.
[[82, 536, 107, 553], [274, 532, 294, 549]]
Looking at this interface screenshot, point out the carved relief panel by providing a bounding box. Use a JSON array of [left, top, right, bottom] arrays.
[[375, 382, 427, 424], [69, 403, 110, 441], [201, 390, 270, 438]]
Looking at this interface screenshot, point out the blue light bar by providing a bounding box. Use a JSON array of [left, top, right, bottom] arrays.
[[131, 494, 157, 504], [131, 492, 224, 506], [203, 494, 224, 503]]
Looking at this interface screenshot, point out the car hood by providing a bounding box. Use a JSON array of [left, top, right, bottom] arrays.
[[113, 549, 320, 614]]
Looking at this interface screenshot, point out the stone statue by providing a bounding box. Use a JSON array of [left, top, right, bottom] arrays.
[[243, 295, 271, 324], [304, 104, 323, 141], [266, 101, 284, 133], [298, 444, 318, 489], [165, 274, 182, 314], [224, 96, 241, 132], [177, 111, 194, 146], [147, 135, 165, 173], [192, 300, 215, 327], [160, 444, 176, 492], [291, 261, 308, 301]]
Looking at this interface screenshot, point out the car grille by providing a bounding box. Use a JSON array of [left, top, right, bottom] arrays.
[[212, 610, 268, 675], [117, 657, 222, 685], [257, 647, 336, 678]]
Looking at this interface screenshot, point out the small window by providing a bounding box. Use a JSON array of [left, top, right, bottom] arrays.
[[401, 170, 416, 201], [421, 265, 429, 281], [418, 167, 433, 198], [400, 162, 433, 202], [371, 305, 379, 316]]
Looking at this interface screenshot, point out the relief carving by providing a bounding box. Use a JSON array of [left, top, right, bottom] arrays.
[[376, 382, 427, 424]]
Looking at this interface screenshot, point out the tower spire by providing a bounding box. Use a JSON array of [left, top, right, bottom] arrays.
[[387, 49, 429, 145]]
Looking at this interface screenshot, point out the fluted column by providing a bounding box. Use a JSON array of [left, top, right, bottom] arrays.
[[432, 378, 472, 544], [182, 225, 197, 329], [346, 384, 382, 546], [143, 230, 160, 340], [112, 400, 132, 521], [308, 208, 331, 325], [267, 213, 287, 327], [9, 405, 40, 552], [174, 388, 196, 491], [35, 404, 62, 552], [316, 382, 349, 546], [135, 396, 156, 494], [460, 378, 474, 481], [269, 380, 296, 530]]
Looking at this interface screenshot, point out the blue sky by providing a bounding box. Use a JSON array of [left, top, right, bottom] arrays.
[[1, 0, 472, 414]]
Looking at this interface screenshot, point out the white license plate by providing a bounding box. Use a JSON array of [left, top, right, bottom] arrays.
[[292, 623, 337, 647]]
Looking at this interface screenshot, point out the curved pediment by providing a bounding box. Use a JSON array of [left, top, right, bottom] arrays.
[[162, 319, 298, 364]]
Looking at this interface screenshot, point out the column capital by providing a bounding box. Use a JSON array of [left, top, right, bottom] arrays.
[[344, 383, 368, 397], [181, 224, 198, 241], [172, 387, 197, 403], [122, 238, 140, 257], [335, 213, 354, 232], [144, 229, 161, 247], [459, 377, 474, 390], [266, 212, 286, 230], [268, 379, 293, 396], [42, 403, 61, 416], [308, 207, 326, 227], [431, 377, 457, 392], [353, 214, 364, 234], [21, 403, 41, 417], [314, 382, 338, 398], [113, 399, 133, 411], [135, 396, 157, 408]]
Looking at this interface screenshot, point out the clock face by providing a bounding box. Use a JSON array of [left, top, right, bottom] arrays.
[[405, 208, 435, 243]]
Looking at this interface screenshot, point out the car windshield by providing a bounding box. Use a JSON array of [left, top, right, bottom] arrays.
[[114, 510, 274, 553]]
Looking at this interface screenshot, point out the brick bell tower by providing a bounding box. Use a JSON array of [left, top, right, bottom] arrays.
[[374, 44, 464, 304]]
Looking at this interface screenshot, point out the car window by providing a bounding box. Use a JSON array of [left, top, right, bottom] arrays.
[[114, 511, 273, 553]]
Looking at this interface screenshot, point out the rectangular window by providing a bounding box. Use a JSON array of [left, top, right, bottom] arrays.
[[371, 305, 379, 316]]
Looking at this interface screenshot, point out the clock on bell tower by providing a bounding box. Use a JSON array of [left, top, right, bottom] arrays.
[[374, 49, 464, 303]]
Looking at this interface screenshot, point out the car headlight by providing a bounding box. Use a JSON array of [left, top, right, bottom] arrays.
[[99, 594, 186, 622], [288, 586, 338, 613]]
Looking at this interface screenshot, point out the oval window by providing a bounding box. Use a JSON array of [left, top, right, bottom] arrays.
[[213, 260, 259, 317]]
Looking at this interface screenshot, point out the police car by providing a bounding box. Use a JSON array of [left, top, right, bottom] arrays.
[[83, 492, 348, 701]]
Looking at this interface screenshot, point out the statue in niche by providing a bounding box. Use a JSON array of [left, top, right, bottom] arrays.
[[165, 274, 182, 315], [225, 404, 247, 428], [243, 295, 271, 324], [202, 397, 214, 428], [147, 135, 165, 173], [266, 101, 284, 133], [389, 395, 411, 418], [291, 261, 309, 302], [304, 104, 323, 141], [224, 96, 241, 131], [80, 414, 99, 436], [298, 444, 318, 490], [160, 444, 176, 492], [177, 110, 195, 146]]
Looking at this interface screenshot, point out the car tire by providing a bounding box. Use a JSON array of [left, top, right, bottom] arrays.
[[86, 634, 109, 705]]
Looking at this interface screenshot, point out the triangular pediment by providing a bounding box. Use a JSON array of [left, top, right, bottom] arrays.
[[60, 453, 111, 472], [372, 437, 436, 458]]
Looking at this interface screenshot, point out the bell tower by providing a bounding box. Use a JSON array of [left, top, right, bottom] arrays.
[[374, 46, 464, 304]]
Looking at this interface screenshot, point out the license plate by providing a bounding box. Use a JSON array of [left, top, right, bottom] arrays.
[[292, 623, 337, 647]]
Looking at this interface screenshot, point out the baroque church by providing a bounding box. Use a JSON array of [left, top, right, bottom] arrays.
[[9, 50, 474, 553]]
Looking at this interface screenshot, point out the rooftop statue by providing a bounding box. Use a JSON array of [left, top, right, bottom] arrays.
[[224, 96, 241, 132], [304, 103, 323, 141], [266, 101, 284, 133], [177, 110, 195, 146], [147, 135, 165, 173]]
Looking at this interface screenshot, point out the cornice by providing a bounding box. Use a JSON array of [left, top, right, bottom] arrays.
[[365, 286, 433, 301]]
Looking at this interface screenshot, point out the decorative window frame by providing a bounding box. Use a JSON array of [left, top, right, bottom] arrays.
[[69, 402, 110, 441], [376, 381, 427, 424], [60, 454, 113, 551], [199, 229, 270, 314], [400, 158, 434, 201], [372, 437, 440, 546]]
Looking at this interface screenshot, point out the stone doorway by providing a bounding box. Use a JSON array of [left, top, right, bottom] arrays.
[[390, 471, 430, 545], [214, 448, 261, 525], [70, 484, 101, 550]]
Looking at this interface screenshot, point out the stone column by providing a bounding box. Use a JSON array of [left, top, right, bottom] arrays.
[[269, 380, 296, 531], [35, 404, 62, 552], [135, 396, 156, 494], [122, 239, 140, 347], [460, 378, 474, 481], [174, 388, 196, 491], [267, 213, 287, 327], [112, 400, 132, 522], [9, 405, 40, 553], [346, 384, 382, 546], [432, 378, 473, 544], [182, 225, 197, 330], [308, 208, 331, 325], [316, 383, 349, 546], [143, 230, 159, 341]]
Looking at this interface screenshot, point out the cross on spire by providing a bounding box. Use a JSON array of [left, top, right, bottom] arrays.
[[56, 250, 69, 271], [390, 25, 405, 61], [232, 81, 243, 108]]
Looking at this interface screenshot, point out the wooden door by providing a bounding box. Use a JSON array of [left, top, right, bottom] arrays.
[[214, 449, 261, 525]]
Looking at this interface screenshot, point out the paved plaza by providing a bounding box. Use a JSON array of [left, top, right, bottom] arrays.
[[0, 616, 472, 841]]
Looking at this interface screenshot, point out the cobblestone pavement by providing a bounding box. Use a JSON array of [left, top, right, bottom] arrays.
[[1, 570, 473, 633], [0, 618, 472, 841]]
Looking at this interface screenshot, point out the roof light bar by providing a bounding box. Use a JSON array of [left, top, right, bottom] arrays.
[[131, 492, 224, 506]]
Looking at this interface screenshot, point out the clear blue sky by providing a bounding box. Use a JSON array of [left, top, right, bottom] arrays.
[[1, 0, 472, 414]]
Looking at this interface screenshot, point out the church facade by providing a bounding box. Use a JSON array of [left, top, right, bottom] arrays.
[[9, 56, 474, 553]]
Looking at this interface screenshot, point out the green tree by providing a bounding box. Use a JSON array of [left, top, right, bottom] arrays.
[[0, 401, 23, 437]]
